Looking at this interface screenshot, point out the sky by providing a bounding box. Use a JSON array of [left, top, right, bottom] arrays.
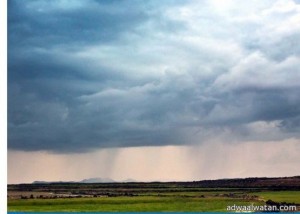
[[8, 0, 300, 184]]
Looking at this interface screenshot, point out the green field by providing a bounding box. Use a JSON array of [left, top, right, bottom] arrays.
[[251, 191, 300, 204], [8, 180, 300, 212], [8, 196, 264, 212]]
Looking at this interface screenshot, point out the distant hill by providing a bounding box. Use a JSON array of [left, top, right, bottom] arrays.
[[184, 176, 300, 188], [32, 177, 137, 184], [122, 178, 137, 183], [32, 181, 52, 184], [31, 176, 300, 187], [80, 177, 115, 183]]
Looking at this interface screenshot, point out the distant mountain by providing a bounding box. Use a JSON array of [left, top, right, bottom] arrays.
[[79, 177, 138, 183], [80, 177, 115, 183], [32, 181, 51, 184], [32, 177, 138, 184], [122, 178, 137, 183]]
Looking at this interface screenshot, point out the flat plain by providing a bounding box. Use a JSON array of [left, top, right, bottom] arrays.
[[8, 176, 300, 212]]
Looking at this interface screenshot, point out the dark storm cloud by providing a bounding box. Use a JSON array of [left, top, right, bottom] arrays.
[[8, 0, 150, 48], [8, 0, 300, 152]]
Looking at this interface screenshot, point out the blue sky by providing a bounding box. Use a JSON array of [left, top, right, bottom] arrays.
[[7, 0, 300, 183]]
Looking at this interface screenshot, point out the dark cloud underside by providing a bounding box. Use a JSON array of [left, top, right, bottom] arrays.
[[8, 0, 300, 152]]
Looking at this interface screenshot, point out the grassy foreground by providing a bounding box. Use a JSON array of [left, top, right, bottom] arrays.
[[8, 196, 263, 212], [8, 178, 300, 212], [251, 191, 300, 204]]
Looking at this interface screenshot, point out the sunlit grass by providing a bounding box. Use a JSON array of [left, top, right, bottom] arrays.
[[8, 196, 263, 212], [250, 191, 300, 204]]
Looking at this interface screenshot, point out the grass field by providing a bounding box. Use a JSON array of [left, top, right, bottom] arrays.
[[251, 191, 300, 204], [8, 196, 264, 212], [7, 179, 300, 212]]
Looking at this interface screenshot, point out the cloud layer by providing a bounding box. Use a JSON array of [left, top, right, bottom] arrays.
[[8, 0, 300, 152]]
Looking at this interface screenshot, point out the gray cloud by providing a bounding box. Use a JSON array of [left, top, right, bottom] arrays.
[[8, 0, 300, 152], [8, 0, 151, 48]]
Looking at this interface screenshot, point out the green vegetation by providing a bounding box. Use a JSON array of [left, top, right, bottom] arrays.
[[8, 178, 300, 212], [8, 196, 263, 212], [251, 191, 300, 204]]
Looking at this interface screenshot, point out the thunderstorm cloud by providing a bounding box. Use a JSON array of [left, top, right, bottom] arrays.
[[8, 0, 300, 153]]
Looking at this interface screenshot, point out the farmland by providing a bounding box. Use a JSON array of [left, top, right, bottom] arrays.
[[8, 176, 300, 212]]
